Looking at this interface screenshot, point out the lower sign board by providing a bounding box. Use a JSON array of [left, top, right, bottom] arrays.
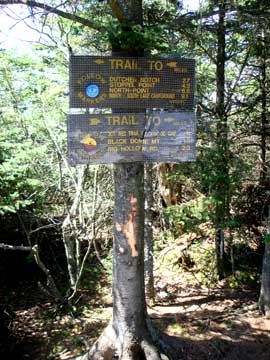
[[67, 112, 196, 165]]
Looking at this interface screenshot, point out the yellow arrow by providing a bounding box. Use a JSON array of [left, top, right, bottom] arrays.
[[89, 118, 100, 125], [94, 59, 105, 65], [167, 61, 177, 68]]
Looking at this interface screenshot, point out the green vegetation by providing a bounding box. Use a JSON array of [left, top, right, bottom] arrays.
[[0, 0, 270, 359], [0, 0, 268, 304]]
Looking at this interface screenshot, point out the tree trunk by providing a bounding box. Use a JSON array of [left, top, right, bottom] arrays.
[[145, 163, 155, 302], [259, 206, 270, 318], [80, 154, 166, 360], [257, 27, 270, 318], [259, 29, 268, 183], [62, 165, 86, 290], [111, 163, 157, 358], [75, 1, 169, 358], [214, 0, 229, 280], [113, 162, 146, 355]]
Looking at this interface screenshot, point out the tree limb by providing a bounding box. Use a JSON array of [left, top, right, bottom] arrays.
[[108, 0, 142, 24], [0, 0, 106, 32], [0, 243, 31, 251]]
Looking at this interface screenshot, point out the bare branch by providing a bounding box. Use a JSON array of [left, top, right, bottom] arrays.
[[0, 0, 106, 32], [29, 222, 61, 234], [31, 244, 62, 299], [0, 243, 31, 251]]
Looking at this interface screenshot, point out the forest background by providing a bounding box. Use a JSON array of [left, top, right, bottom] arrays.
[[0, 0, 270, 359]]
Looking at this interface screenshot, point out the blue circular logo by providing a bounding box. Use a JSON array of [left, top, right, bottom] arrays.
[[85, 84, 99, 98]]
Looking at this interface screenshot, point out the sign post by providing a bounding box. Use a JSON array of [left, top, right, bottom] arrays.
[[67, 51, 196, 359]]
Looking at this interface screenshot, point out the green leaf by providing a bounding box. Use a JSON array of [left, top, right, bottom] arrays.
[[264, 234, 270, 244]]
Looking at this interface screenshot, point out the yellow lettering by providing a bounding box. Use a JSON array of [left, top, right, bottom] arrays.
[[128, 130, 142, 136], [118, 130, 126, 136], [122, 116, 129, 125], [148, 146, 158, 151], [124, 59, 137, 69], [108, 139, 127, 145], [148, 60, 163, 71], [108, 146, 118, 152], [109, 59, 138, 70], [130, 138, 148, 145], [106, 115, 139, 126], [113, 116, 121, 125]]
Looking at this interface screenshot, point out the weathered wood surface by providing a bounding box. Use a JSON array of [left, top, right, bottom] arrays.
[[69, 55, 195, 110], [68, 112, 196, 164]]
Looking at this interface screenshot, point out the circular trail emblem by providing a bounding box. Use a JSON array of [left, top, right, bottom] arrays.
[[85, 84, 100, 98], [80, 135, 97, 152]]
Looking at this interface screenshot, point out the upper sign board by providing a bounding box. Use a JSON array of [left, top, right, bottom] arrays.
[[70, 56, 195, 110]]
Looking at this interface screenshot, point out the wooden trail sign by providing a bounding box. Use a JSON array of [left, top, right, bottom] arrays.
[[67, 112, 196, 165], [69, 56, 195, 110]]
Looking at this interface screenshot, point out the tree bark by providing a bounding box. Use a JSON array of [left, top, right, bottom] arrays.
[[257, 25, 270, 318], [81, 115, 164, 360], [214, 0, 229, 280], [144, 164, 155, 302], [77, 1, 168, 358], [259, 206, 270, 318], [62, 165, 87, 291], [259, 30, 268, 184], [110, 163, 152, 358]]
